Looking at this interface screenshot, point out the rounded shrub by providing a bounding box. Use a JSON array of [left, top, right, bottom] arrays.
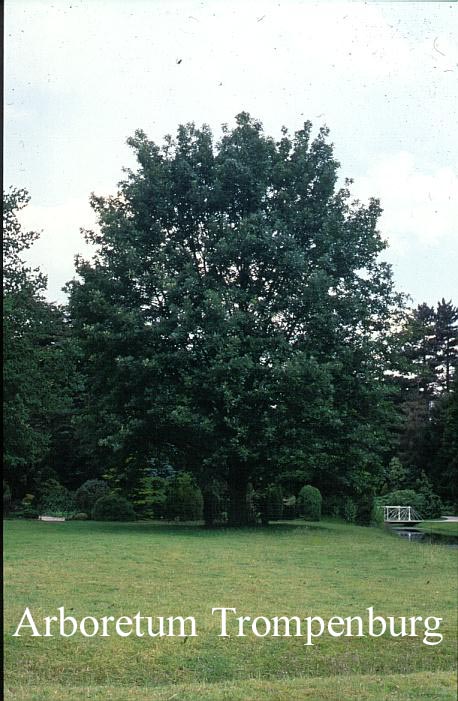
[[165, 473, 203, 521], [92, 494, 136, 521], [75, 479, 110, 515], [71, 512, 89, 521], [38, 479, 76, 517], [297, 485, 322, 521]]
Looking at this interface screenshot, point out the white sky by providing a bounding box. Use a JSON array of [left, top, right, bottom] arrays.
[[4, 0, 458, 306]]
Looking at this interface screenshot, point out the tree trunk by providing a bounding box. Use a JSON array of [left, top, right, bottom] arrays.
[[228, 479, 251, 527]]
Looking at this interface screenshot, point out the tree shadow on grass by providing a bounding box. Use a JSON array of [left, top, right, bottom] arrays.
[[70, 519, 338, 539]]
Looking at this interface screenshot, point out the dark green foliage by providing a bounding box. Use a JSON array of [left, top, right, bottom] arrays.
[[282, 494, 297, 520], [91, 494, 136, 521], [75, 479, 110, 515], [414, 472, 444, 519], [384, 457, 407, 492], [438, 383, 458, 508], [425, 378, 458, 505], [342, 496, 357, 523], [11, 494, 39, 519], [378, 480, 443, 520], [3, 189, 81, 497], [19, 505, 39, 519], [165, 473, 203, 521], [266, 484, 284, 521], [257, 484, 284, 524], [3, 189, 51, 492], [244, 483, 258, 526], [67, 114, 405, 524], [354, 488, 376, 526], [203, 482, 223, 527], [100, 459, 151, 505], [129, 473, 154, 519], [322, 494, 341, 518], [399, 303, 437, 403], [37, 479, 76, 517], [148, 476, 169, 519], [322, 494, 358, 521], [423, 494, 444, 520], [128, 470, 174, 519], [378, 489, 425, 514], [395, 299, 457, 498], [126, 472, 170, 520], [5, 127, 457, 520], [3, 481, 12, 515], [435, 299, 458, 394], [297, 485, 322, 521]]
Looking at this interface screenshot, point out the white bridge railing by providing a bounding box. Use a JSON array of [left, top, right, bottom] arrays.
[[383, 505, 422, 523]]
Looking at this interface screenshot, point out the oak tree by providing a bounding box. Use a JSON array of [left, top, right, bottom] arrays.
[[68, 114, 403, 524]]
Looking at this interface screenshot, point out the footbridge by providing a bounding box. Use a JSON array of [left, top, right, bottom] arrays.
[[383, 506, 422, 525]]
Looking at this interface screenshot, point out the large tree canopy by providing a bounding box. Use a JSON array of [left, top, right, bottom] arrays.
[[68, 113, 404, 524]]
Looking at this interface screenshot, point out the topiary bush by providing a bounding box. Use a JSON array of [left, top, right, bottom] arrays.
[[165, 473, 203, 521], [297, 485, 322, 521], [75, 479, 110, 515], [92, 494, 136, 521]]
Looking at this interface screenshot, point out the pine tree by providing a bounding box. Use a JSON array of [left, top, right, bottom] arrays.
[[435, 299, 458, 394]]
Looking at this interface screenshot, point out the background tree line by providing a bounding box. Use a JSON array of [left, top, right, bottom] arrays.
[[3, 115, 457, 524]]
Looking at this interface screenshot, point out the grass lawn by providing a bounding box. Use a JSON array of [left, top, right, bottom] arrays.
[[4, 519, 457, 700], [417, 520, 458, 537]]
